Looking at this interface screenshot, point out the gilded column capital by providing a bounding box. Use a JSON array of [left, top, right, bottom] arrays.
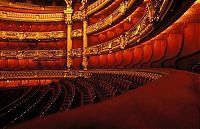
[[64, 8, 73, 25], [64, 0, 73, 25]]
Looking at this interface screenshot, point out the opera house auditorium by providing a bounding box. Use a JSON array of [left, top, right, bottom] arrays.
[[0, 0, 199, 128]]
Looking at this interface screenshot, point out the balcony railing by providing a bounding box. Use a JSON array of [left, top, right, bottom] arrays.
[[71, 0, 172, 56], [0, 31, 65, 40], [0, 50, 66, 60], [0, 69, 165, 80]]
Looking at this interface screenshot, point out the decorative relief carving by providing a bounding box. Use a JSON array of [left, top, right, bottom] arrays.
[[82, 55, 88, 70], [64, 0, 72, 8], [0, 50, 66, 60], [118, 1, 129, 15], [71, 0, 171, 56], [70, 0, 133, 36], [0, 11, 64, 22], [71, 29, 83, 37], [67, 55, 73, 70], [81, 0, 88, 9], [72, 11, 83, 21], [70, 48, 83, 57], [0, 0, 110, 22], [0, 69, 163, 80], [86, 1, 129, 34], [87, 0, 111, 15], [0, 31, 65, 40], [0, 70, 80, 80], [64, 8, 73, 25], [0, 0, 64, 11], [0, 0, 131, 38]]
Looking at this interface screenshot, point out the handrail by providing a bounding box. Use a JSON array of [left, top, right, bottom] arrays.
[[0, 11, 64, 22], [0, 69, 167, 80], [87, 0, 112, 15], [72, 0, 139, 37], [71, 0, 172, 56], [0, 0, 138, 38], [0, 31, 65, 40], [0, 0, 64, 12], [0, 50, 66, 59], [0, 0, 111, 16]]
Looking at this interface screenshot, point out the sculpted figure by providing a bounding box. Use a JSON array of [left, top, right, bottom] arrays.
[[64, 0, 72, 7]]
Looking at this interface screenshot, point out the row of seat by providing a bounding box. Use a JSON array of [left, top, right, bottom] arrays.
[[75, 78, 97, 104], [39, 83, 62, 116], [0, 22, 65, 32], [88, 23, 199, 72], [87, 77, 118, 100], [59, 80, 76, 111], [0, 88, 28, 108], [0, 40, 66, 50], [0, 58, 66, 71], [0, 71, 163, 128], [0, 86, 41, 128]]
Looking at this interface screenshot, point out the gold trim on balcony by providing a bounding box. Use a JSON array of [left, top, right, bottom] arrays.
[[0, 0, 64, 12], [0, 69, 164, 80], [0, 50, 66, 60], [71, 0, 172, 57], [0, 11, 64, 22], [0, 31, 65, 40]]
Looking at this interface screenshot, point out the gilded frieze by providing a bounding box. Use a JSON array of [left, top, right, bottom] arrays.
[[0, 50, 66, 60], [0, 0, 64, 12], [70, 48, 83, 57], [71, 0, 171, 56], [71, 29, 83, 37], [0, 11, 64, 22], [0, 31, 65, 40]]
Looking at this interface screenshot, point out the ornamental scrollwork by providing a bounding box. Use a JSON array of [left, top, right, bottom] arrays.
[[72, 11, 83, 21], [0, 0, 64, 12], [87, 0, 111, 15], [119, 1, 129, 15], [0, 70, 164, 80], [70, 48, 83, 57], [0, 50, 66, 60], [0, 11, 64, 22], [71, 0, 171, 56], [0, 31, 65, 40], [71, 29, 83, 37], [86, 1, 129, 34]]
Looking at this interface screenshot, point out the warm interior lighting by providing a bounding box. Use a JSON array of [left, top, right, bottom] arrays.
[[155, 0, 200, 38]]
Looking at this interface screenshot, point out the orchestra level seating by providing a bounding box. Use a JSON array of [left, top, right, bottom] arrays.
[[0, 69, 198, 129]]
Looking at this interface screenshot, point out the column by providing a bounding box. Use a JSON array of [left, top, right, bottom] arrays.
[[82, 20, 88, 70], [81, 0, 88, 70], [66, 23, 73, 70], [64, 1, 73, 70]]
